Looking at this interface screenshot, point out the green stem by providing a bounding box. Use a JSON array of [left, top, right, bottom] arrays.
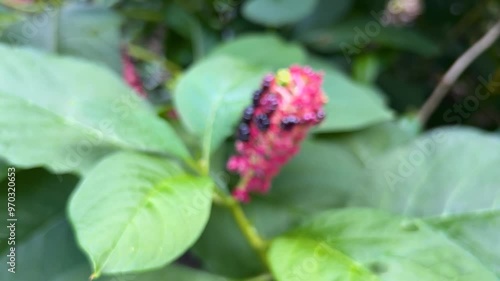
[[192, 149, 269, 269], [227, 198, 268, 262], [211, 179, 269, 267]]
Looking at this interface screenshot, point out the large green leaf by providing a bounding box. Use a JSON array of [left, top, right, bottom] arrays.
[[210, 34, 307, 70], [0, 168, 81, 281], [0, 219, 89, 281], [308, 58, 394, 132], [294, 0, 353, 34], [1, 3, 122, 72], [174, 55, 266, 162], [269, 139, 364, 211], [429, 211, 500, 277], [0, 44, 189, 174], [0, 169, 78, 253], [352, 127, 500, 276], [333, 119, 420, 167], [68, 152, 213, 276], [268, 208, 498, 281], [242, 0, 319, 27], [354, 127, 500, 217]]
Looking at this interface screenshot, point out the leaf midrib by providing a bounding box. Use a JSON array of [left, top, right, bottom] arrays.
[[1, 92, 160, 155], [94, 174, 186, 275]]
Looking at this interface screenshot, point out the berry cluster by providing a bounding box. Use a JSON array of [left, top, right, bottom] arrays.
[[227, 66, 328, 202], [122, 50, 146, 97]]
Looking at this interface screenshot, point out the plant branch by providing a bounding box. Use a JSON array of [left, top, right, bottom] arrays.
[[196, 162, 269, 268], [217, 189, 269, 265], [418, 19, 500, 124]]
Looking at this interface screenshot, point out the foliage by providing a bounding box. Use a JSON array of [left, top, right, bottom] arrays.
[[0, 0, 499, 281]]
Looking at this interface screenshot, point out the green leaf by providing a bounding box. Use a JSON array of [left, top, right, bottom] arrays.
[[0, 219, 90, 281], [268, 208, 498, 281], [354, 127, 500, 217], [242, 0, 319, 27], [174, 55, 266, 162], [165, 3, 208, 60], [0, 169, 78, 253], [68, 152, 213, 275], [428, 211, 500, 277], [351, 127, 500, 276], [300, 18, 439, 57], [308, 58, 394, 132], [211, 34, 307, 70], [269, 139, 364, 211], [2, 3, 122, 72], [0, 168, 82, 281], [294, 0, 353, 34], [333, 119, 419, 167], [0, 44, 189, 174]]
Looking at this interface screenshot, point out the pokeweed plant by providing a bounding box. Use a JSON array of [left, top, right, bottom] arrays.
[[0, 1, 499, 281]]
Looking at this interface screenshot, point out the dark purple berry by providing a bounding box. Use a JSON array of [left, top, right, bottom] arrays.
[[253, 89, 264, 106], [255, 114, 270, 131], [280, 115, 300, 131], [242, 106, 254, 123], [262, 93, 279, 114], [237, 123, 250, 142], [262, 75, 273, 90]]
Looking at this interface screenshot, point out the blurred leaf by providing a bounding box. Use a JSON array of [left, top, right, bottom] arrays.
[[308, 58, 394, 132], [428, 211, 500, 277], [0, 219, 89, 281], [353, 54, 382, 84], [1, 2, 122, 72], [300, 18, 439, 57], [242, 0, 319, 27], [378, 72, 426, 111], [294, 0, 353, 34], [165, 3, 207, 60], [0, 44, 189, 174], [69, 152, 213, 275], [353, 127, 500, 217], [0, 7, 21, 35], [351, 127, 500, 276], [211, 34, 307, 70], [174, 55, 266, 161], [0, 169, 78, 253], [269, 139, 364, 211], [0, 160, 7, 182], [333, 119, 419, 167], [268, 208, 498, 281], [0, 168, 82, 281]]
